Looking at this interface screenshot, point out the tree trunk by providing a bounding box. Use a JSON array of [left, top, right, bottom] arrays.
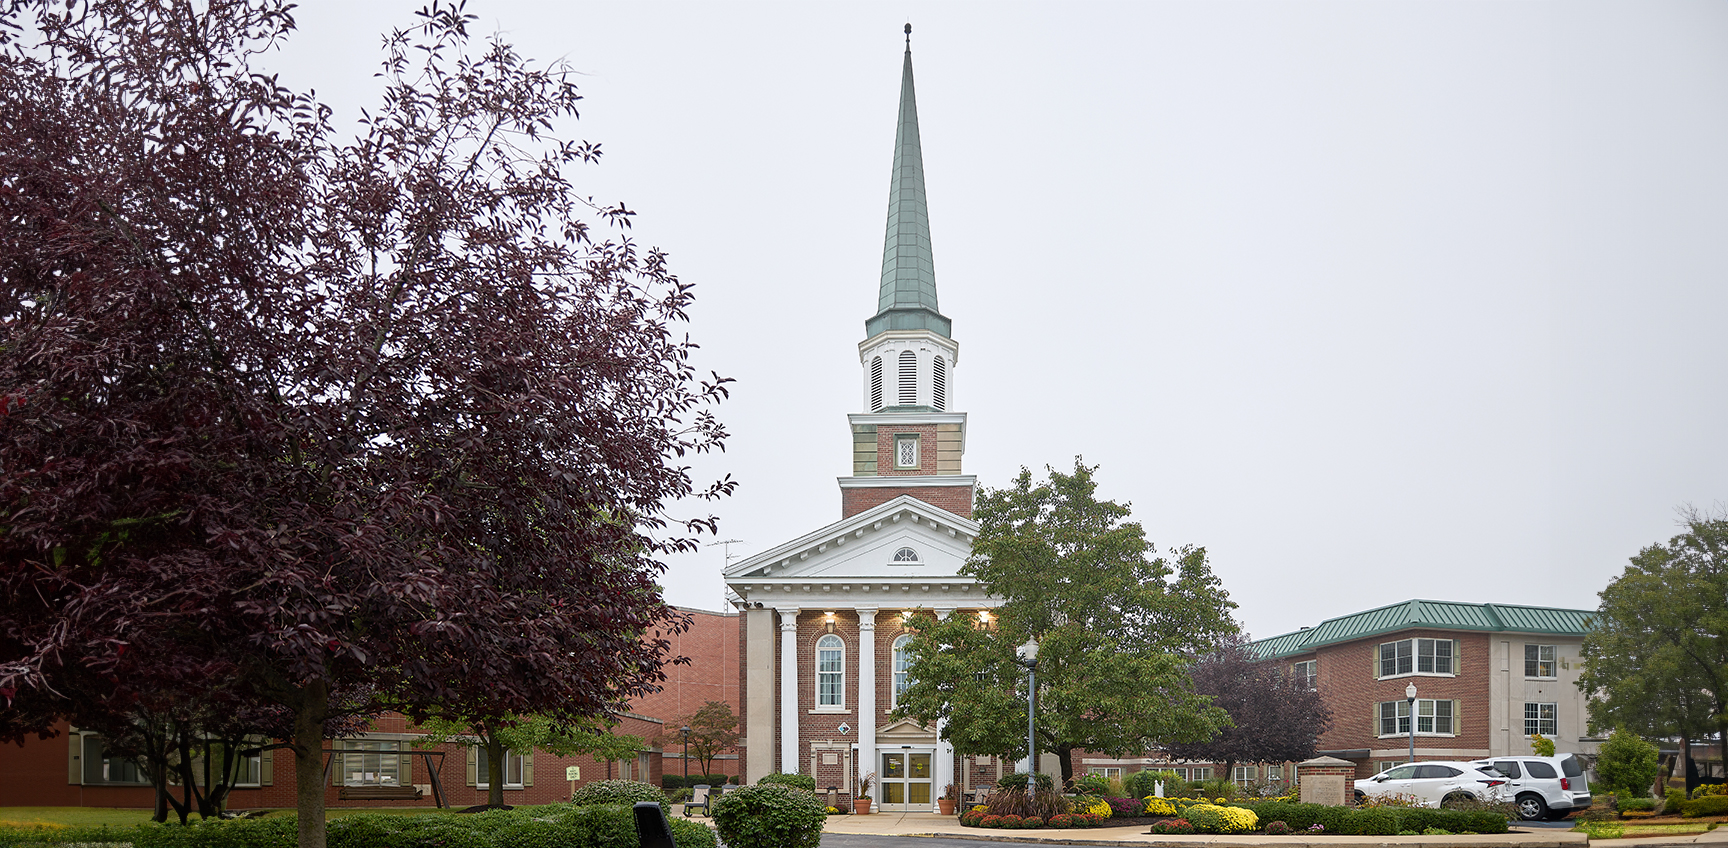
[[486, 736, 506, 808], [1055, 744, 1074, 788], [293, 679, 330, 848]]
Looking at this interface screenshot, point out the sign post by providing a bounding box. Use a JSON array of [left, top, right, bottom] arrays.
[[566, 765, 580, 800]]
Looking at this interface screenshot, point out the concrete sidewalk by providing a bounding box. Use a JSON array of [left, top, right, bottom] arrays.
[[814, 811, 1720, 847]]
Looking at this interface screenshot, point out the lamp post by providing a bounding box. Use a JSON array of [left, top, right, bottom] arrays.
[[1014, 637, 1040, 775], [1405, 683, 1417, 764], [680, 725, 691, 780]]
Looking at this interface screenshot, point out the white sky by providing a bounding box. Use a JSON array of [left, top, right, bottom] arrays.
[[270, 1, 1728, 640]]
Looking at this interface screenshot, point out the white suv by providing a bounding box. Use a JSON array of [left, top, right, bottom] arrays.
[[1355, 761, 1511, 808], [1470, 755, 1592, 821]]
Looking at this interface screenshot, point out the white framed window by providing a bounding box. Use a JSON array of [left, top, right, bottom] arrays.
[[870, 357, 884, 411], [1524, 702, 1557, 736], [1089, 766, 1123, 778], [336, 739, 406, 786], [1191, 767, 1212, 780], [1525, 644, 1556, 679], [816, 634, 845, 708], [1233, 765, 1257, 785], [1378, 638, 1455, 677], [892, 634, 915, 707], [1378, 699, 1456, 736], [932, 356, 947, 411], [1292, 660, 1317, 690], [1265, 764, 1283, 781], [1167, 767, 1189, 780], [897, 350, 917, 405], [77, 735, 152, 785], [475, 748, 526, 788], [895, 435, 919, 469], [891, 546, 919, 564]]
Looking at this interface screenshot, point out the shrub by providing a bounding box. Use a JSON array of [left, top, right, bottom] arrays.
[[984, 787, 1069, 820], [1072, 772, 1110, 795], [1345, 809, 1397, 836], [1618, 796, 1655, 812], [1530, 733, 1556, 757], [1184, 803, 1258, 834], [1143, 797, 1177, 817], [1047, 813, 1074, 828], [757, 772, 817, 791], [1263, 820, 1292, 835], [1682, 795, 1728, 818], [1126, 769, 1181, 799], [1665, 787, 1688, 812], [1199, 777, 1237, 801], [570, 779, 668, 807], [1694, 783, 1727, 799], [710, 783, 826, 848], [1148, 818, 1195, 835], [1597, 730, 1661, 797], [1105, 796, 1141, 817], [1022, 816, 1045, 828]]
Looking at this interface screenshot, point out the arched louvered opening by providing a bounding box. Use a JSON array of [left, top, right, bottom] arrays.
[[932, 356, 947, 411], [870, 356, 884, 411], [897, 350, 918, 406]]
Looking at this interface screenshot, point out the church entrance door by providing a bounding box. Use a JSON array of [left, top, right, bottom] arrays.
[[879, 749, 934, 811]]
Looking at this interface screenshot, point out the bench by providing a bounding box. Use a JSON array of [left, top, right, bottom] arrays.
[[682, 784, 712, 817], [338, 785, 424, 801]]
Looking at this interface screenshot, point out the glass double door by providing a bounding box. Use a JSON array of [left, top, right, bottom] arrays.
[[879, 750, 933, 810]]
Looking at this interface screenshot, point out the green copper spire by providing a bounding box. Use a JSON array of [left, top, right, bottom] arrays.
[[866, 25, 952, 339]]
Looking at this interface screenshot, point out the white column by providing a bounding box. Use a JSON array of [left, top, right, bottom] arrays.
[[778, 607, 801, 775], [934, 607, 956, 802], [856, 607, 878, 798]]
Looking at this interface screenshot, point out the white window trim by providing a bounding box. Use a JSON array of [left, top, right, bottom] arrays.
[[1377, 638, 1457, 679], [815, 633, 846, 711], [1523, 702, 1558, 736], [894, 435, 920, 469], [475, 748, 526, 789], [891, 634, 915, 709], [1377, 699, 1457, 738], [1525, 644, 1558, 679]]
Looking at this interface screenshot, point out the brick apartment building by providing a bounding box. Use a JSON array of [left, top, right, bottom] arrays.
[[1249, 599, 1600, 778], [0, 606, 738, 809]]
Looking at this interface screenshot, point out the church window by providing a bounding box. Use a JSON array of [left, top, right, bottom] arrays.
[[870, 357, 884, 411], [932, 356, 946, 410], [816, 634, 844, 707], [897, 351, 917, 405], [891, 546, 919, 563], [895, 435, 919, 469], [892, 634, 915, 707]]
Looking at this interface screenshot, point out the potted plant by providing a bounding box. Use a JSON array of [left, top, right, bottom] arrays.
[[938, 783, 960, 815], [854, 772, 876, 814]]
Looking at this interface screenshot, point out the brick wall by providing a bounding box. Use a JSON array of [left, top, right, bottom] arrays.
[[633, 607, 740, 731], [841, 485, 973, 518], [1312, 631, 1492, 776]]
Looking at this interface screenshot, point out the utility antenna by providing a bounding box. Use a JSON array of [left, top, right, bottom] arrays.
[[708, 539, 744, 611], [904, 22, 912, 48]]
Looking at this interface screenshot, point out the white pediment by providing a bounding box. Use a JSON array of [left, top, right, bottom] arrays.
[[724, 495, 993, 610]]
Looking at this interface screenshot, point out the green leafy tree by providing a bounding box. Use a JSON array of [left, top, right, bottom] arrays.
[[1595, 730, 1660, 798], [893, 460, 1237, 783], [1579, 510, 1728, 769], [655, 701, 739, 778], [416, 714, 643, 808]]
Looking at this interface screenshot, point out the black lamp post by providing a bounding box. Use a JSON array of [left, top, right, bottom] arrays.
[[680, 725, 692, 780]]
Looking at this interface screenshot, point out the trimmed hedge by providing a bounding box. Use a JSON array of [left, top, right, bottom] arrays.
[[710, 783, 826, 848], [757, 772, 816, 791], [569, 779, 669, 807], [1243, 801, 1508, 835], [1683, 795, 1728, 818], [0, 805, 719, 848]]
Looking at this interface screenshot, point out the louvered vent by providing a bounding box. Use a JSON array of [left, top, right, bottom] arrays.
[[932, 356, 946, 411], [897, 351, 917, 405], [870, 357, 884, 411]]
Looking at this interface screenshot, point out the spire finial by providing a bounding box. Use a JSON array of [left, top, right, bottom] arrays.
[[904, 22, 911, 49]]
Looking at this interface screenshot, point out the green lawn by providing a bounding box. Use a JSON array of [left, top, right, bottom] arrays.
[[1573, 821, 1719, 838], [0, 805, 475, 828]]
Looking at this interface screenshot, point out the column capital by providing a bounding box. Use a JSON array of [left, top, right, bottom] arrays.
[[934, 606, 956, 620], [775, 607, 801, 631], [857, 607, 878, 629]]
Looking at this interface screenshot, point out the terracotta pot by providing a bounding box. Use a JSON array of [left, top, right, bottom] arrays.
[[937, 799, 956, 815], [853, 798, 873, 815]]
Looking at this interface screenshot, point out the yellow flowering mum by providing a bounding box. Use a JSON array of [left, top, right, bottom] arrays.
[[1143, 797, 1176, 817], [1085, 799, 1113, 818], [1183, 803, 1259, 834]]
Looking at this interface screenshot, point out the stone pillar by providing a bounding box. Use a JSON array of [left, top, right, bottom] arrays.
[[744, 608, 777, 783], [857, 607, 878, 800], [1297, 756, 1357, 806], [778, 607, 801, 775], [933, 607, 956, 802]]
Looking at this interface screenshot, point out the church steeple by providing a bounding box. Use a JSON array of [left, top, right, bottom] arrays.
[[866, 24, 951, 340]]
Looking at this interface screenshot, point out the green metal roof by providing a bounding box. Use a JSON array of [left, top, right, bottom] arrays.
[[1249, 599, 1597, 660], [865, 37, 952, 340]]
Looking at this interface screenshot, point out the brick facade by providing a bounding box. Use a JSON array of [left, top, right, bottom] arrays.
[[1309, 630, 1492, 771], [842, 485, 973, 518]]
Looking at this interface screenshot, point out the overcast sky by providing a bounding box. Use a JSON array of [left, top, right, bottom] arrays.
[[270, 1, 1728, 640]]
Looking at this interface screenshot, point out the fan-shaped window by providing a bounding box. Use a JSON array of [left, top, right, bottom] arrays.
[[897, 351, 918, 405], [892, 635, 915, 706], [932, 356, 946, 411], [816, 634, 844, 707], [870, 357, 884, 411], [891, 546, 920, 563]]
